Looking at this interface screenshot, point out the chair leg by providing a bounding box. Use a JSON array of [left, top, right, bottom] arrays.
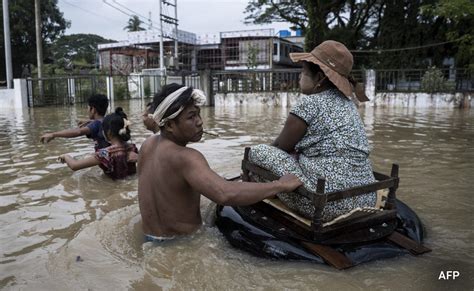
[[300, 241, 354, 270], [386, 231, 431, 255]]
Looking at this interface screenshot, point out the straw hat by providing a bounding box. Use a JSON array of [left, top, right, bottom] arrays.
[[290, 40, 369, 102]]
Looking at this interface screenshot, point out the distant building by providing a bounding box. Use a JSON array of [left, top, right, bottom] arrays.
[[98, 28, 304, 74]]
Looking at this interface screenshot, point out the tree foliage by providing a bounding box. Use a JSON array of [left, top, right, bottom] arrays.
[[0, 0, 70, 79], [244, 0, 473, 69], [244, 0, 383, 51], [49, 34, 115, 71], [123, 15, 145, 32], [421, 0, 474, 69]]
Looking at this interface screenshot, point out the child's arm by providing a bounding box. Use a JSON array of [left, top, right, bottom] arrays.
[[40, 127, 91, 143], [58, 154, 100, 171]]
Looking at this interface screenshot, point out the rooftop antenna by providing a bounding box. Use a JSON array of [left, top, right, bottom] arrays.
[[148, 11, 152, 30]]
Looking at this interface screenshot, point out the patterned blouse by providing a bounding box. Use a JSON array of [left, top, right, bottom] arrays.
[[289, 89, 376, 218], [249, 88, 377, 221], [95, 143, 138, 180]]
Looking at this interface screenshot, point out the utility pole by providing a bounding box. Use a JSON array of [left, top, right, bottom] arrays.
[[34, 0, 44, 95], [159, 0, 164, 74], [160, 0, 178, 70], [173, 0, 178, 60], [2, 0, 13, 88]]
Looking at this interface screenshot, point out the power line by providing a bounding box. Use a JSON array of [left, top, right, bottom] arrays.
[[351, 39, 462, 54], [111, 0, 150, 23], [60, 0, 120, 23], [103, 0, 163, 32]]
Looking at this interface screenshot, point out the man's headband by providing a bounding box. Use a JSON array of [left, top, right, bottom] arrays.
[[149, 86, 207, 128]]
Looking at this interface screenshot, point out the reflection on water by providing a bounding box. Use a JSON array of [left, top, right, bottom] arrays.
[[0, 101, 473, 290]]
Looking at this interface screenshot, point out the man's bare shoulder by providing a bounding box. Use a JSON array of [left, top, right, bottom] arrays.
[[175, 146, 207, 164]]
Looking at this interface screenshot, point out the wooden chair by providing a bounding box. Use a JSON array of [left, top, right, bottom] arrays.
[[240, 147, 430, 269]]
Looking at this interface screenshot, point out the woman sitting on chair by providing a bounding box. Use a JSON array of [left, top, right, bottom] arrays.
[[249, 40, 376, 222]]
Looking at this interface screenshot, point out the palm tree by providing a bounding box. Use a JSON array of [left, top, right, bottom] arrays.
[[124, 15, 145, 32]]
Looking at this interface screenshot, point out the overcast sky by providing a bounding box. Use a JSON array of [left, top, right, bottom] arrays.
[[57, 0, 294, 41]]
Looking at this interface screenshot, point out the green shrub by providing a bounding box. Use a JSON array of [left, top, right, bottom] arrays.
[[421, 67, 454, 93]]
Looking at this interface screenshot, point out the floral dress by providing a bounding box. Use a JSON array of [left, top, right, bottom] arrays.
[[95, 143, 138, 180], [249, 89, 376, 222]]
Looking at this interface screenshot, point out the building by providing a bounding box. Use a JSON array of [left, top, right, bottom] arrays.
[[98, 28, 304, 74]]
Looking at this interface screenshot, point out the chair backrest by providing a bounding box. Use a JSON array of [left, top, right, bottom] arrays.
[[242, 147, 400, 243]]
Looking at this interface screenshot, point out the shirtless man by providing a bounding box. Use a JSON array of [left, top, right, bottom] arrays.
[[138, 84, 302, 241]]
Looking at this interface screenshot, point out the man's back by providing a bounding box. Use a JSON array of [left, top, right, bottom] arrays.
[[138, 135, 202, 237]]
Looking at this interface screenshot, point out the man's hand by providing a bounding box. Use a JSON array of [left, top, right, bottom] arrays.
[[40, 133, 55, 144], [142, 108, 158, 133], [277, 174, 303, 193]]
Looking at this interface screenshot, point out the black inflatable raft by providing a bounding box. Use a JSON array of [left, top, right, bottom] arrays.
[[215, 148, 431, 269], [216, 199, 429, 268]]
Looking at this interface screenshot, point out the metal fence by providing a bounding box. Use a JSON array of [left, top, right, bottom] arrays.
[[211, 69, 364, 94], [26, 75, 108, 107], [24, 68, 472, 107], [376, 68, 472, 93], [26, 73, 199, 107]]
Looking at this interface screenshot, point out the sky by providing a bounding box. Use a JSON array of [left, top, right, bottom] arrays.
[[57, 0, 294, 41]]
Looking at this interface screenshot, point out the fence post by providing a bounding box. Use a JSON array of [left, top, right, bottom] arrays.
[[365, 69, 376, 105], [200, 69, 213, 106], [67, 77, 76, 104], [106, 76, 114, 103], [13, 79, 28, 108], [139, 75, 145, 99]]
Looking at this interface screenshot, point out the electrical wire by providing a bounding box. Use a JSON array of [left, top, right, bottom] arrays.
[[351, 38, 463, 53], [60, 0, 120, 23]]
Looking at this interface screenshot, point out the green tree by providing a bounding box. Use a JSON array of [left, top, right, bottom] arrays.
[[370, 0, 443, 69], [244, 0, 383, 51], [246, 44, 258, 69], [422, 0, 474, 70], [124, 15, 145, 32], [49, 34, 116, 72], [0, 0, 70, 79]]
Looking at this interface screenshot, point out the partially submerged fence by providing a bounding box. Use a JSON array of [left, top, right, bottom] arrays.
[[376, 68, 472, 93], [25, 68, 472, 107], [210, 69, 364, 94]]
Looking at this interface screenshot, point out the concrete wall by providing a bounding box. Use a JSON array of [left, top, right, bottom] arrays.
[[370, 92, 472, 108], [0, 79, 28, 108], [214, 91, 302, 108], [214, 90, 472, 109], [214, 69, 472, 109]]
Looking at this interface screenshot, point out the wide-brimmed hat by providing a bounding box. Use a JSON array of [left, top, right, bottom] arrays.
[[290, 40, 369, 102]]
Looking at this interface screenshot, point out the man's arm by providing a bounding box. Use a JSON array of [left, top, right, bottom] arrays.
[[40, 127, 91, 143], [181, 149, 302, 206]]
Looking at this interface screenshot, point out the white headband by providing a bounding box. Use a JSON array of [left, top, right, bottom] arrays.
[[149, 86, 207, 128]]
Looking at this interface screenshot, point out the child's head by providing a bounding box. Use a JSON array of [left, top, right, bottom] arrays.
[[102, 107, 131, 142], [88, 94, 109, 117]]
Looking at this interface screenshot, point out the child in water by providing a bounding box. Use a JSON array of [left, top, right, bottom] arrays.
[[58, 107, 138, 180], [40, 94, 110, 151]]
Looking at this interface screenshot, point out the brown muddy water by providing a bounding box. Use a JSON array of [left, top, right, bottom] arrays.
[[0, 100, 473, 290]]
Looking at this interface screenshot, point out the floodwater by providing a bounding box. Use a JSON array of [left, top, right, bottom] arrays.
[[0, 100, 472, 290]]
